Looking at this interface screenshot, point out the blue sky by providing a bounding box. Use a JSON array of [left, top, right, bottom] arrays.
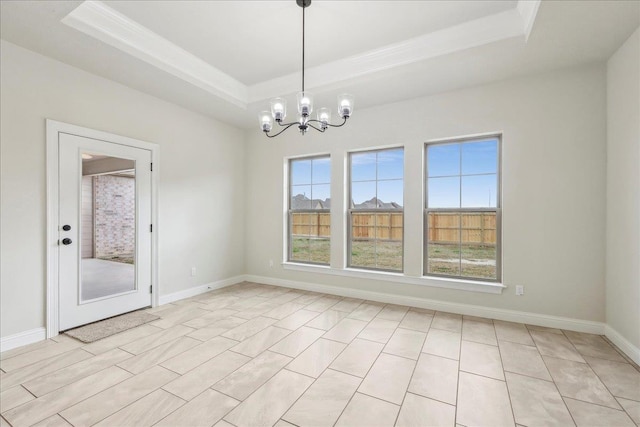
[[290, 138, 498, 208]]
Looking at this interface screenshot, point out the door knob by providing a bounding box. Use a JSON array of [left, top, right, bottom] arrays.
[[62, 225, 71, 231], [62, 238, 72, 245]]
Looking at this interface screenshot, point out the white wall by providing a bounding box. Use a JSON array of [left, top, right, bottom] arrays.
[[606, 28, 640, 351], [245, 64, 607, 323], [0, 40, 246, 338]]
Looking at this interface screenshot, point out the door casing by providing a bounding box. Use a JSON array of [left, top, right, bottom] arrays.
[[46, 119, 159, 338]]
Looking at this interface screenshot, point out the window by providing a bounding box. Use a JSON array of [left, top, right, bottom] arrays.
[[425, 136, 501, 281], [288, 156, 331, 265], [349, 148, 404, 271]]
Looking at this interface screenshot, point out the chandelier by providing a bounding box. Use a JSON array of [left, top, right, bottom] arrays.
[[259, 0, 354, 137]]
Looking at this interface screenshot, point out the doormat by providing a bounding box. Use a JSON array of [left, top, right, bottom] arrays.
[[64, 310, 159, 343]]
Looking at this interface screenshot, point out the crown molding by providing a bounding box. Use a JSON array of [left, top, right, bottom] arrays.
[[62, 0, 248, 108], [517, 0, 542, 42], [62, 1, 540, 108]]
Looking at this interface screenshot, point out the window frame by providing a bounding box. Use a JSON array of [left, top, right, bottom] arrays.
[[287, 154, 331, 266], [347, 147, 405, 273], [423, 135, 502, 283]]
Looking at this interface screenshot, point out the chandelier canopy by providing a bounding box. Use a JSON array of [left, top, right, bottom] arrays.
[[259, 0, 354, 138]]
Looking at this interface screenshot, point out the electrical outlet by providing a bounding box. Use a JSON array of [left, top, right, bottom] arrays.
[[515, 285, 524, 296], [191, 267, 197, 277], [269, 259, 274, 268]]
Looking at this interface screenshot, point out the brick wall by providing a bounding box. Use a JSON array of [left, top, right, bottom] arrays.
[[94, 174, 135, 260]]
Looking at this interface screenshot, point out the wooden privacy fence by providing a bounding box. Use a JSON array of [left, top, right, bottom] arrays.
[[292, 211, 496, 245]]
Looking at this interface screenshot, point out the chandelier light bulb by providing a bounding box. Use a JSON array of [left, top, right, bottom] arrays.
[[297, 92, 314, 116], [338, 93, 354, 118], [317, 107, 331, 129], [259, 111, 273, 132], [270, 98, 287, 122]]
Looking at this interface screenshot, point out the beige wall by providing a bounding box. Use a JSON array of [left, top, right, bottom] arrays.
[[0, 40, 246, 338], [606, 28, 640, 350], [244, 64, 607, 322]]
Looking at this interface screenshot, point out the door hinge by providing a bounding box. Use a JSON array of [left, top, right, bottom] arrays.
[[150, 285, 153, 294], [150, 162, 153, 171], [150, 224, 153, 232]]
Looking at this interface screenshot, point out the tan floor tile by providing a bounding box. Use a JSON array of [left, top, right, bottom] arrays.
[[82, 324, 162, 355], [422, 328, 461, 360], [564, 397, 635, 427], [383, 328, 426, 360], [291, 292, 324, 305], [335, 392, 399, 427], [323, 318, 369, 344], [120, 324, 195, 355], [457, 371, 515, 427], [332, 298, 364, 313], [399, 311, 433, 332], [283, 369, 361, 426], [155, 389, 239, 427], [263, 302, 307, 320], [221, 316, 277, 341], [306, 309, 348, 330], [231, 326, 292, 358], [527, 324, 564, 335], [0, 341, 81, 372], [376, 304, 410, 321], [60, 365, 177, 426], [286, 338, 346, 378], [2, 366, 131, 426], [499, 341, 551, 381], [462, 319, 497, 346], [94, 389, 184, 427], [530, 330, 585, 362], [460, 340, 504, 380], [161, 336, 239, 374], [431, 312, 462, 333], [212, 351, 291, 400], [358, 318, 399, 343], [274, 309, 321, 330], [31, 414, 72, 427], [185, 317, 246, 341], [233, 302, 279, 320], [494, 320, 534, 345], [24, 348, 132, 396], [585, 356, 640, 401], [224, 369, 314, 427], [269, 326, 324, 357], [563, 331, 626, 362], [358, 353, 415, 405], [0, 339, 58, 360], [150, 306, 211, 329], [544, 356, 621, 409], [117, 337, 199, 375], [0, 348, 92, 392], [617, 397, 640, 425], [408, 353, 459, 405], [0, 417, 8, 427], [182, 309, 239, 329], [329, 338, 384, 378], [163, 351, 250, 401], [506, 372, 574, 426], [396, 393, 456, 427], [348, 302, 384, 321], [0, 385, 34, 411], [224, 296, 271, 311], [274, 420, 297, 427], [305, 296, 342, 312]]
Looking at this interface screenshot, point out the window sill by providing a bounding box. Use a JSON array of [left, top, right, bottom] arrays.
[[282, 262, 505, 294]]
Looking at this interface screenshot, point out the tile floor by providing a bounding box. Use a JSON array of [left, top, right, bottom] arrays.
[[1, 282, 639, 427]]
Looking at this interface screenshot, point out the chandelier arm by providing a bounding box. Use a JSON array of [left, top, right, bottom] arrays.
[[301, 2, 305, 93], [265, 122, 298, 138], [307, 123, 326, 133], [305, 116, 349, 128], [276, 119, 302, 127]]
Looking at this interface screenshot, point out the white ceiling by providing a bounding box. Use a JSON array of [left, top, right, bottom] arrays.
[[1, 1, 638, 129]]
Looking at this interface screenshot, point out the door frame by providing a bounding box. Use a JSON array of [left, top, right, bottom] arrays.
[[46, 120, 159, 338]]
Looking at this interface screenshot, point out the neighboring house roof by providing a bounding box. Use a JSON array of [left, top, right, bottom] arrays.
[[292, 194, 401, 210], [351, 197, 402, 209]]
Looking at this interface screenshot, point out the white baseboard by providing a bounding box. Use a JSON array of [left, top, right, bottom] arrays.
[[158, 275, 246, 305], [245, 274, 605, 335], [604, 325, 640, 365], [0, 327, 47, 353]]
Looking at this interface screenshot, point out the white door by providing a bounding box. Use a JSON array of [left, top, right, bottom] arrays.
[[58, 133, 152, 330]]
